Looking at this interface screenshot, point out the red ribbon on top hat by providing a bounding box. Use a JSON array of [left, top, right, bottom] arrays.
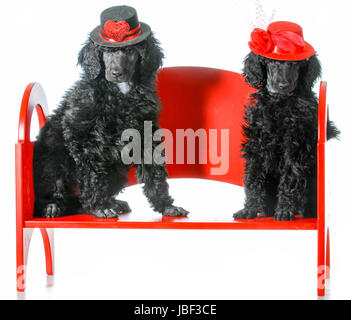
[[249, 28, 305, 55], [100, 20, 141, 43]]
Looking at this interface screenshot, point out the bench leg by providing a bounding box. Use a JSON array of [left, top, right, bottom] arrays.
[[16, 228, 33, 292], [40, 228, 55, 275], [317, 226, 329, 297]]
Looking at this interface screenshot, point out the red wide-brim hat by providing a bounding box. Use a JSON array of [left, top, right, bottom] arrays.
[[90, 6, 151, 48], [248, 21, 315, 61]]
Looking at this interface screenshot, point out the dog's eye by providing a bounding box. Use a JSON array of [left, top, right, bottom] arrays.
[[124, 47, 134, 54]]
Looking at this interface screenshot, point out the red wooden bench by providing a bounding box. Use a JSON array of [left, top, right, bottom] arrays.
[[15, 67, 330, 296]]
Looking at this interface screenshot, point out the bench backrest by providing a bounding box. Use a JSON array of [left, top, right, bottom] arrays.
[[127, 67, 254, 186]]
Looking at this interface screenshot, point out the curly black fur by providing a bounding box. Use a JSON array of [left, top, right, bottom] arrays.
[[234, 52, 339, 221], [33, 34, 189, 218]]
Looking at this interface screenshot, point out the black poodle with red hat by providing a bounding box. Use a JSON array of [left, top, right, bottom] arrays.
[[33, 6, 189, 218], [234, 21, 339, 221]]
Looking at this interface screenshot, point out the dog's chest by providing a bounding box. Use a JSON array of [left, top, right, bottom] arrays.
[[254, 99, 316, 167], [104, 93, 156, 126], [92, 95, 157, 152], [258, 100, 306, 137]]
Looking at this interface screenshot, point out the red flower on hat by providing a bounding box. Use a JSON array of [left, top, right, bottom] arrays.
[[249, 28, 305, 55], [271, 31, 305, 52], [104, 20, 130, 42], [249, 28, 274, 55]]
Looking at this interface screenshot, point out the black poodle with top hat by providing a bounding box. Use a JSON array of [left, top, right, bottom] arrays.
[[234, 21, 339, 221], [33, 6, 189, 218]]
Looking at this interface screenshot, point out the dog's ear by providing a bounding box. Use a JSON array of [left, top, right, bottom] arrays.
[[242, 52, 266, 89], [299, 54, 322, 90], [77, 39, 102, 79], [136, 33, 164, 84]]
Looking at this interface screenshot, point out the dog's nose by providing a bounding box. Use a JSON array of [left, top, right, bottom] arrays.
[[112, 70, 123, 77], [278, 82, 289, 90]]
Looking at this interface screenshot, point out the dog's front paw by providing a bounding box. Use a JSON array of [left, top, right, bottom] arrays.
[[233, 208, 257, 219], [274, 210, 295, 221], [43, 203, 62, 218], [163, 205, 189, 217], [110, 199, 131, 214], [92, 208, 119, 218]]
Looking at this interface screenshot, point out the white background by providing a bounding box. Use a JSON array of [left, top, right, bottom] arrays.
[[0, 0, 350, 299]]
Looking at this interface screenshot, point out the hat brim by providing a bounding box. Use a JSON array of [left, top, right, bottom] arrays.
[[90, 21, 151, 47], [258, 42, 315, 61]]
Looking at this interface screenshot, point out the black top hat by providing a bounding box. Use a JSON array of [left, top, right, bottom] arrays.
[[90, 6, 151, 47]]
